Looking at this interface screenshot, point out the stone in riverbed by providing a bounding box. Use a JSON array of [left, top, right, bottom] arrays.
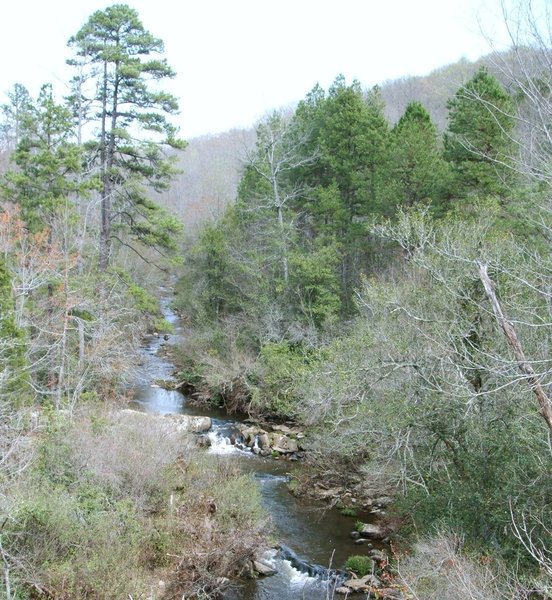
[[253, 560, 277, 577], [358, 522, 384, 539], [164, 413, 212, 433], [369, 549, 388, 563], [343, 573, 380, 592], [271, 434, 299, 454], [240, 426, 260, 447], [118, 409, 211, 434], [258, 432, 270, 450]]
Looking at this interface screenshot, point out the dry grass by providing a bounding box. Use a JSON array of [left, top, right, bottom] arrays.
[[397, 532, 532, 600], [2, 407, 268, 599]]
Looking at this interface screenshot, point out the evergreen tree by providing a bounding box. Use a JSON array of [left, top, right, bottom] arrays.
[[68, 4, 185, 269], [390, 101, 448, 209], [316, 78, 390, 309], [318, 78, 390, 221], [2, 84, 90, 232], [0, 83, 32, 151], [444, 68, 516, 201]]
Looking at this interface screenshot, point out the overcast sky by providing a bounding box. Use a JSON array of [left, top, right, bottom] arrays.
[[1, 0, 511, 139]]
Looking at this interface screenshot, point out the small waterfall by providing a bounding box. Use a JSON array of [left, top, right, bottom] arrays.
[[277, 545, 347, 583], [207, 424, 252, 456], [247, 547, 347, 598], [261, 549, 317, 587], [207, 430, 237, 454]]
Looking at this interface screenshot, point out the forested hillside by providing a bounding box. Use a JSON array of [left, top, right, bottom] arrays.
[[156, 50, 525, 235], [173, 13, 552, 600]]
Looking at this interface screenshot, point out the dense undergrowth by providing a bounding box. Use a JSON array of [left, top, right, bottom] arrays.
[[0, 409, 267, 599]]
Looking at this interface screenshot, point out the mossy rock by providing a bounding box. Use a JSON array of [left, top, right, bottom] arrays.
[[345, 554, 374, 577]]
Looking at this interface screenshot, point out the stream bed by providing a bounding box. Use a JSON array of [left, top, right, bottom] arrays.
[[131, 291, 364, 599]]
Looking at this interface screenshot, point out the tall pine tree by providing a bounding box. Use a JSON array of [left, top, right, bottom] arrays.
[[68, 4, 185, 269]]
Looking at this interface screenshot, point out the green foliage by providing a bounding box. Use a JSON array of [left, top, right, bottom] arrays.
[[3, 410, 267, 598], [250, 341, 321, 418], [289, 77, 393, 309], [390, 101, 450, 210], [444, 67, 516, 201], [345, 555, 373, 576], [68, 4, 185, 267], [214, 473, 265, 531], [289, 244, 341, 326], [299, 208, 552, 570], [2, 84, 93, 232], [7, 484, 146, 598]]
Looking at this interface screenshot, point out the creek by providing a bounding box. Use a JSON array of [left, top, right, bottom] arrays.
[[131, 290, 365, 599]]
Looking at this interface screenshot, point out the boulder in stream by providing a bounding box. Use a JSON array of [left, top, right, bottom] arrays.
[[357, 522, 385, 539], [342, 573, 381, 592], [258, 432, 270, 451], [253, 560, 277, 577], [271, 434, 299, 454], [335, 586, 351, 595], [164, 413, 212, 433], [118, 409, 212, 435]]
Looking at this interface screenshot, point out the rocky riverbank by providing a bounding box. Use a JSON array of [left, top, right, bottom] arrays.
[[232, 423, 306, 457]]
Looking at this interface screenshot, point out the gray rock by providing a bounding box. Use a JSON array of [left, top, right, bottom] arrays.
[[196, 434, 211, 448], [253, 560, 277, 576], [343, 573, 380, 592], [369, 549, 388, 562], [343, 576, 370, 592], [258, 432, 270, 450], [271, 424, 294, 435], [118, 409, 212, 434], [271, 434, 299, 454], [358, 522, 384, 538], [188, 416, 212, 433]]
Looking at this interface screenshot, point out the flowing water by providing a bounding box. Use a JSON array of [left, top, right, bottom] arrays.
[[131, 290, 365, 599]]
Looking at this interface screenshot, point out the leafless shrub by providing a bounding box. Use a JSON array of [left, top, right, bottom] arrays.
[[2, 409, 268, 599], [66, 408, 191, 511], [398, 532, 531, 600]]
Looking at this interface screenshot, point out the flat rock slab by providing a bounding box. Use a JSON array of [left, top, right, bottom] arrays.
[[343, 574, 380, 592], [358, 523, 384, 539], [118, 409, 211, 434], [253, 560, 277, 576]]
